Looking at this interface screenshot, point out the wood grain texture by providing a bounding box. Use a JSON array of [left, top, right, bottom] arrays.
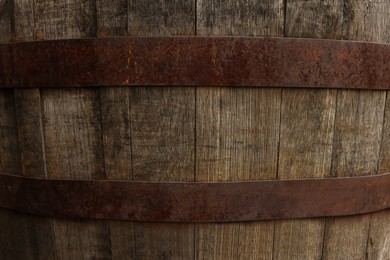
[[195, 1, 283, 258], [197, 0, 284, 36], [34, 0, 97, 40], [273, 89, 336, 259], [323, 90, 385, 259], [319, 1, 389, 258], [0, 0, 11, 42], [32, 2, 112, 259], [359, 2, 390, 259], [196, 88, 280, 259], [96, 0, 127, 37], [126, 1, 196, 258], [0, 4, 57, 259], [282, 1, 389, 258], [130, 87, 195, 259], [127, 0, 195, 36], [96, 3, 136, 257]]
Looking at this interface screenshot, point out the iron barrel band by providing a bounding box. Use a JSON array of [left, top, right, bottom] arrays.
[[0, 172, 390, 222], [1, 37, 390, 222], [0, 37, 389, 89]]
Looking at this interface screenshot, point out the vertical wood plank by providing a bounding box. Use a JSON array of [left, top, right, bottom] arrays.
[[33, 1, 113, 259], [197, 0, 284, 37], [273, 89, 336, 259], [128, 0, 195, 36], [96, 0, 127, 37], [0, 88, 29, 260], [0, 0, 11, 42], [319, 1, 389, 259], [323, 90, 385, 259], [42, 88, 112, 259], [130, 87, 195, 259], [337, 6, 390, 258], [274, 1, 343, 258], [0, 4, 55, 258], [196, 88, 281, 259], [96, 3, 135, 258], [126, 1, 196, 259], [196, 1, 284, 258]]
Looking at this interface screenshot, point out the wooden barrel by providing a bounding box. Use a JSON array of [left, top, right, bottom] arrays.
[[1, 1, 390, 259]]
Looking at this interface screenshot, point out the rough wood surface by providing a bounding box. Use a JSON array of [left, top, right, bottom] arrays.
[[195, 2, 283, 258], [96, 0, 127, 37], [126, 1, 196, 258], [321, 1, 389, 258], [273, 89, 336, 259], [32, 1, 111, 259], [0, 0, 11, 42], [128, 0, 195, 36], [130, 87, 195, 259], [96, 3, 136, 257], [197, 0, 284, 36], [359, 3, 390, 259], [323, 91, 385, 260], [280, 8, 340, 260], [195, 88, 281, 259]]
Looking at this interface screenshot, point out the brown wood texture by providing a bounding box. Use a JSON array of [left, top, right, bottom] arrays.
[[196, 1, 283, 259], [273, 89, 336, 259], [126, 1, 196, 259], [273, 1, 339, 259], [285, 0, 390, 259], [2, 0, 390, 259], [26, 1, 109, 259]]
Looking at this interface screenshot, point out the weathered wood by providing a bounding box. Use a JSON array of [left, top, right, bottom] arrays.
[[197, 0, 284, 36], [320, 1, 390, 258], [323, 90, 385, 259], [195, 1, 283, 258], [371, 93, 390, 259], [127, 0, 195, 36], [96, 3, 136, 257], [273, 89, 336, 259], [96, 0, 127, 37], [285, 0, 343, 39], [126, 1, 196, 258], [195, 87, 281, 259], [130, 87, 195, 259], [31, 1, 112, 259], [0, 0, 11, 42], [357, 2, 390, 259]]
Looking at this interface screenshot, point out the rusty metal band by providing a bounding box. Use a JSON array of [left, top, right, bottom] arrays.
[[1, 172, 390, 222], [1, 37, 390, 89]]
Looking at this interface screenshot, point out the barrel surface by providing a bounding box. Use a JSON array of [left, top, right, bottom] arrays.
[[0, 1, 390, 260]]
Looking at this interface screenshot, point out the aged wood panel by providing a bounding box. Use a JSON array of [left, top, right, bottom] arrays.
[[197, 0, 284, 36], [0, 3, 57, 259], [319, 1, 389, 258], [126, 1, 196, 259], [32, 1, 112, 259], [357, 2, 390, 259], [273, 89, 336, 259], [96, 0, 127, 37], [195, 88, 281, 259], [0, 0, 11, 42], [130, 87, 195, 259], [196, 2, 283, 258], [127, 0, 195, 36], [372, 93, 390, 259], [96, 3, 136, 258], [0, 89, 30, 259], [273, 1, 341, 259], [323, 89, 386, 259]]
